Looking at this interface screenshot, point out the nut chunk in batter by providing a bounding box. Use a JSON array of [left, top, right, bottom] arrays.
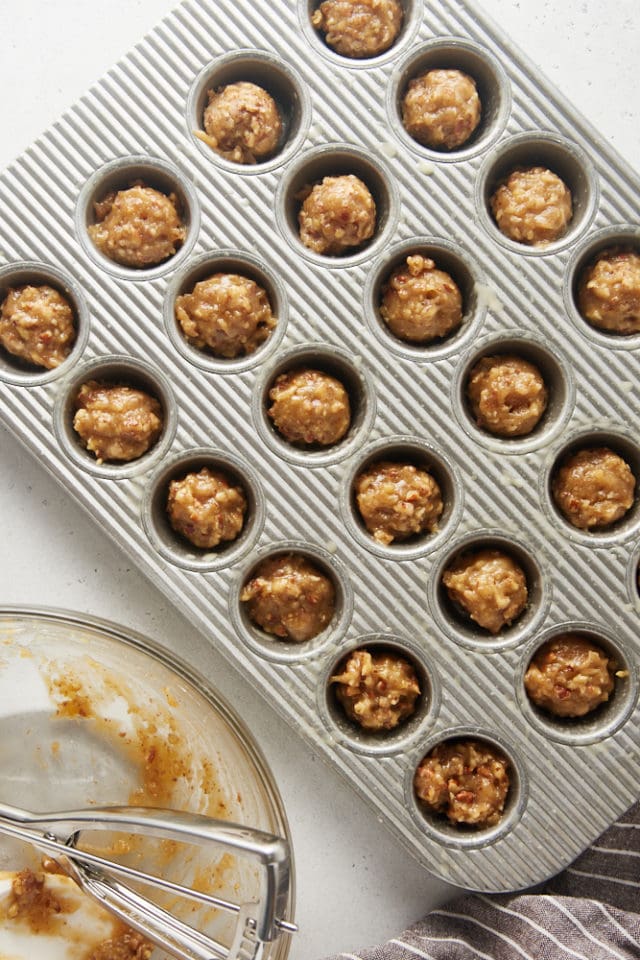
[[331, 648, 421, 730], [312, 0, 403, 59], [88, 185, 186, 268], [268, 367, 351, 447], [88, 930, 152, 960], [198, 82, 283, 164], [167, 467, 247, 549], [442, 548, 528, 635], [241, 553, 336, 642], [467, 354, 548, 438], [354, 460, 443, 545], [490, 166, 572, 247], [73, 380, 163, 463], [414, 739, 510, 827], [402, 69, 481, 151], [175, 273, 276, 359], [524, 634, 616, 718], [298, 175, 376, 256], [380, 255, 463, 343], [0, 284, 76, 369], [577, 247, 640, 335], [552, 446, 635, 530]]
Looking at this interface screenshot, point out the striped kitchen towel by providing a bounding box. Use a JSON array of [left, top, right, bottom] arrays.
[[324, 801, 639, 959]]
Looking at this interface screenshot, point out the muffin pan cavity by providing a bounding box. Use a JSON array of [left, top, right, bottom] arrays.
[[0, 261, 89, 385], [517, 624, 638, 746], [75, 155, 200, 280], [301, 0, 421, 69], [408, 730, 528, 849], [319, 634, 439, 756], [187, 50, 310, 173], [565, 226, 640, 349], [454, 332, 574, 453], [342, 436, 462, 559], [53, 356, 177, 480], [142, 448, 265, 571], [276, 144, 399, 267], [254, 343, 375, 467], [365, 237, 485, 362], [164, 249, 288, 374], [543, 429, 640, 545], [389, 37, 511, 161], [432, 530, 549, 652], [476, 132, 598, 255], [230, 541, 353, 664]]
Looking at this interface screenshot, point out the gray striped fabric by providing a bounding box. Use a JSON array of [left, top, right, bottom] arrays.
[[325, 802, 640, 959]]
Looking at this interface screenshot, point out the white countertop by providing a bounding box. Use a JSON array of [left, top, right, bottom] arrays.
[[0, 2, 637, 958]]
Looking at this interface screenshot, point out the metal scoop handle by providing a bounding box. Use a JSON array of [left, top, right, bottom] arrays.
[[0, 802, 295, 958]]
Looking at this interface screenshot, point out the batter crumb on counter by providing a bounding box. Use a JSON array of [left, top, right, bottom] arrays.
[[197, 81, 283, 164], [88, 184, 186, 268], [312, 0, 403, 58], [354, 460, 443, 544], [551, 446, 635, 530], [577, 247, 640, 334], [241, 553, 336, 642], [402, 69, 481, 151], [0, 284, 76, 369], [331, 648, 421, 730], [175, 272, 276, 358], [167, 467, 247, 549], [73, 380, 163, 464], [268, 367, 351, 446], [442, 548, 528, 634], [524, 634, 617, 717], [466, 354, 548, 437], [380, 255, 463, 344], [414, 739, 510, 827], [298, 174, 376, 256], [490, 166, 572, 246]]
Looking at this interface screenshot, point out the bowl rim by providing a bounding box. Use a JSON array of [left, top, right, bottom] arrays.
[[0, 604, 297, 953]]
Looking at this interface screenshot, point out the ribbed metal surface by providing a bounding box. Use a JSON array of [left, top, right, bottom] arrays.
[[0, 0, 639, 892]]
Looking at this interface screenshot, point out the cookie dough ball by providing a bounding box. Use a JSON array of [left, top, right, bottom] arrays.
[[467, 355, 548, 437], [491, 166, 572, 247], [268, 367, 351, 446], [414, 739, 510, 827], [241, 554, 335, 641], [175, 273, 276, 359], [442, 548, 528, 634], [88, 185, 186, 268], [298, 175, 376, 256], [524, 634, 616, 718], [199, 82, 283, 164], [552, 446, 635, 530], [331, 648, 421, 731], [312, 0, 403, 58], [380, 255, 463, 343], [0, 284, 76, 369], [354, 460, 443, 545], [577, 247, 640, 334], [402, 69, 481, 151], [167, 468, 247, 549], [73, 380, 163, 463]]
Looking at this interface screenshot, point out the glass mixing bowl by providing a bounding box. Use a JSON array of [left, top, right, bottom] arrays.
[[0, 607, 295, 959]]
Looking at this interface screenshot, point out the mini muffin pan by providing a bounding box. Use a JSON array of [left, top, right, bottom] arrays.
[[0, 0, 639, 892]]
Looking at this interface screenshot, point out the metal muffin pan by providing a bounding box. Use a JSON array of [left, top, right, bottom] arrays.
[[0, 0, 639, 892]]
